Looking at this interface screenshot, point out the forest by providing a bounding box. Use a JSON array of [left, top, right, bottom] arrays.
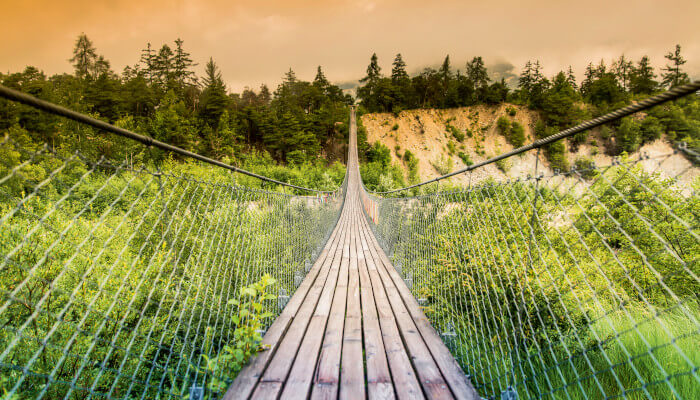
[[356, 48, 699, 190], [0, 34, 353, 183]]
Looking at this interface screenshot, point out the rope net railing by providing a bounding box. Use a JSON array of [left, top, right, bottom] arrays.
[[0, 94, 346, 398], [360, 88, 699, 399]]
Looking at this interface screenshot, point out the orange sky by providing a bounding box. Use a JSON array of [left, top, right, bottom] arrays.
[[1, 0, 699, 91]]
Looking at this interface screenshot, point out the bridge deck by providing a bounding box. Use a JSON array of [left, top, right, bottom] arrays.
[[225, 109, 478, 399]]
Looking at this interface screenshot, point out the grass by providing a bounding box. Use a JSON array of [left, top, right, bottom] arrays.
[[452, 302, 700, 400]]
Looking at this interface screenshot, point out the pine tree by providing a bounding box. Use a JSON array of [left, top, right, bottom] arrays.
[[613, 55, 633, 91], [313, 66, 329, 88], [440, 55, 452, 83], [140, 43, 156, 83], [154, 45, 175, 87], [391, 54, 409, 82], [580, 63, 596, 96], [662, 44, 690, 88], [258, 84, 272, 105], [518, 61, 533, 99], [629, 56, 657, 95], [466, 56, 489, 89], [173, 38, 197, 86], [70, 33, 97, 80], [360, 53, 382, 84], [199, 57, 229, 128], [566, 66, 577, 90]]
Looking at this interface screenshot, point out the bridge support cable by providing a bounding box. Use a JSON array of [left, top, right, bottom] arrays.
[[361, 86, 700, 399]]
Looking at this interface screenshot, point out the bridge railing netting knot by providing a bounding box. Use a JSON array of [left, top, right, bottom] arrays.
[[360, 84, 700, 399]]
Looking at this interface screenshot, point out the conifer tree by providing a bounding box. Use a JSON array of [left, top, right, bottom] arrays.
[[629, 56, 657, 95], [173, 38, 197, 86], [613, 55, 633, 91], [391, 54, 409, 82], [70, 33, 98, 80], [199, 57, 229, 128], [662, 44, 690, 88]]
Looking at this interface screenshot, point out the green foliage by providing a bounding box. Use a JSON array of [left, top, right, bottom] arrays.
[[447, 124, 465, 142], [366, 142, 391, 167], [573, 157, 598, 180], [496, 116, 511, 134], [508, 121, 526, 147], [392, 123, 399, 131], [614, 117, 642, 154], [457, 151, 473, 166], [506, 106, 517, 116], [431, 154, 453, 175], [497, 117, 526, 147], [380, 164, 699, 399], [203, 275, 277, 393], [446, 141, 456, 155], [403, 150, 420, 184]]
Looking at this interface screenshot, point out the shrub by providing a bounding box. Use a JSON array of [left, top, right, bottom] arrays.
[[573, 157, 598, 180], [447, 141, 456, 155], [366, 141, 391, 167], [458, 151, 473, 166], [431, 154, 453, 175], [506, 106, 517, 116], [615, 117, 642, 154], [497, 116, 511, 134], [508, 121, 526, 147], [392, 123, 399, 131], [447, 124, 465, 142], [640, 115, 663, 143]]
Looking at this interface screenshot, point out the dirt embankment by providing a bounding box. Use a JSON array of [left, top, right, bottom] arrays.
[[360, 105, 697, 188]]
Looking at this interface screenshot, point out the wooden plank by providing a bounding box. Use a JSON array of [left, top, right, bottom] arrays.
[[358, 218, 425, 400], [275, 199, 353, 400], [309, 199, 354, 400], [223, 207, 349, 400], [361, 216, 480, 400], [358, 218, 453, 400], [355, 213, 395, 400], [249, 210, 351, 399], [338, 207, 366, 400]]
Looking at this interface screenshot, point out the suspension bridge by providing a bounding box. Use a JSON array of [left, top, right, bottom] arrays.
[[0, 82, 699, 399]]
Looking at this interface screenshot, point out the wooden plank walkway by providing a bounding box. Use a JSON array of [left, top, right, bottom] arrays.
[[225, 108, 479, 400]]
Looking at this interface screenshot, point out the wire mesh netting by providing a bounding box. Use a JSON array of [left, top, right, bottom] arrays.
[[363, 146, 699, 399], [0, 136, 345, 399]]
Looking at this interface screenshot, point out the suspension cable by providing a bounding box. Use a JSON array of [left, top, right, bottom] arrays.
[[0, 84, 335, 193], [372, 80, 700, 195]]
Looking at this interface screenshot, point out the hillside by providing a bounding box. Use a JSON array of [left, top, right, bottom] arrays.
[[360, 104, 698, 188]]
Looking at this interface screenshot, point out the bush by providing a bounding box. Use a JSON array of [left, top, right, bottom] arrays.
[[497, 116, 511, 134], [392, 123, 399, 131], [431, 154, 453, 175], [403, 150, 420, 184], [506, 105, 517, 116], [640, 115, 663, 143], [573, 157, 598, 180], [508, 121, 526, 147], [447, 124, 465, 142], [447, 141, 456, 155], [615, 117, 642, 154], [495, 158, 510, 173], [366, 141, 391, 167], [458, 152, 473, 166]]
